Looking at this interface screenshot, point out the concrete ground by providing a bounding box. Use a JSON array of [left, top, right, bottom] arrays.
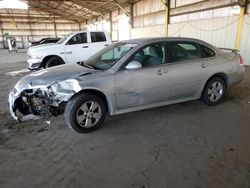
[[0, 49, 250, 188]]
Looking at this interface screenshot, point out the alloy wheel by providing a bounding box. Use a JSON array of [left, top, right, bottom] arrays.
[[76, 101, 102, 128], [208, 81, 224, 102]]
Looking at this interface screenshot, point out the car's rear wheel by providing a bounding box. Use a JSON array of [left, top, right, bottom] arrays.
[[64, 93, 106, 133], [45, 56, 64, 68], [202, 77, 226, 106]]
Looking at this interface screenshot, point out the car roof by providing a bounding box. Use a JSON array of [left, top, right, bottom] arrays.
[[120, 37, 204, 44], [73, 31, 108, 34], [119, 37, 217, 50]]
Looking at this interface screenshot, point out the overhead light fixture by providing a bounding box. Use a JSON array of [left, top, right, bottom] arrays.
[[0, 0, 28, 9]]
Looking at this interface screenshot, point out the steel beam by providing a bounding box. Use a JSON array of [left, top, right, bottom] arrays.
[[170, 0, 239, 16]]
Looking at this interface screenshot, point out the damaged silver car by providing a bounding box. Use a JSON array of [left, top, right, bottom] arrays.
[[9, 38, 245, 133]]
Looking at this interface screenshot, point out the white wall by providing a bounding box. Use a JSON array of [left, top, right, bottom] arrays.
[[0, 9, 80, 49], [131, 25, 165, 38], [83, 0, 250, 65], [168, 15, 250, 65], [168, 16, 239, 48], [171, 0, 204, 7]]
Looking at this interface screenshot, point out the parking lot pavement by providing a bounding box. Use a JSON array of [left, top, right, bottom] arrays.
[[0, 50, 250, 188], [0, 49, 27, 75]]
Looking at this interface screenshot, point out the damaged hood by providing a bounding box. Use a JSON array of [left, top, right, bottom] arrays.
[[15, 64, 97, 91]]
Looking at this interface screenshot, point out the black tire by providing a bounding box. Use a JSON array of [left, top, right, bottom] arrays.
[[64, 93, 106, 133], [202, 77, 226, 106], [45, 56, 64, 68]]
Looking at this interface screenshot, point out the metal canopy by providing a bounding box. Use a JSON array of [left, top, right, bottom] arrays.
[[22, 0, 136, 22]]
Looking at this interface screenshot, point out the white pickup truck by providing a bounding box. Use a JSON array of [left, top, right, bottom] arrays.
[[27, 31, 112, 70]]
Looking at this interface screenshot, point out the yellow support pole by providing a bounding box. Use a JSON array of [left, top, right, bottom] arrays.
[[161, 0, 169, 36], [235, 3, 245, 50], [165, 4, 169, 36]]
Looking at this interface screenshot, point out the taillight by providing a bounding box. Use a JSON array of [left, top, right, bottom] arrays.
[[239, 55, 244, 66]]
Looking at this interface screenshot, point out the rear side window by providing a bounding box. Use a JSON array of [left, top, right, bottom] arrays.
[[169, 42, 202, 63], [202, 45, 215, 58], [91, 32, 106, 42]]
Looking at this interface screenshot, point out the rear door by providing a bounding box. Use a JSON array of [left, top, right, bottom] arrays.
[[168, 41, 210, 99], [65, 32, 89, 63], [89, 32, 110, 56]]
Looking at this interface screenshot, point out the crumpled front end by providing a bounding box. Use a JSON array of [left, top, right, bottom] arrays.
[[8, 79, 82, 123]]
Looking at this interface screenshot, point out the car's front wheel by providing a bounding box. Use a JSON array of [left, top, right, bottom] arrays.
[[202, 77, 226, 106], [64, 93, 106, 133]]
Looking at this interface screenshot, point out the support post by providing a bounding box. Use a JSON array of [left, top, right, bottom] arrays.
[[0, 17, 4, 48], [110, 12, 113, 41], [78, 22, 81, 31], [130, 3, 133, 39], [235, 1, 246, 50], [27, 9, 33, 42], [53, 15, 57, 37], [161, 0, 169, 36]]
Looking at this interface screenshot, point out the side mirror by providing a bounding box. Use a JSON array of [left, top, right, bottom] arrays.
[[125, 61, 142, 70]]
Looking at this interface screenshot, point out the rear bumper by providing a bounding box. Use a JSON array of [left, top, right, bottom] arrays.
[[228, 65, 245, 86], [27, 58, 42, 70]]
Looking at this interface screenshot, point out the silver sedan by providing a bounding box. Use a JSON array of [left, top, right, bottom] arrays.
[[9, 37, 245, 133]]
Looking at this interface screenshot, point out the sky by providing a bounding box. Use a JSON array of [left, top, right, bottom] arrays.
[[0, 0, 28, 9]]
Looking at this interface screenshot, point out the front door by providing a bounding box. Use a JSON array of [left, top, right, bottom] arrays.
[[65, 32, 89, 63], [116, 42, 171, 109]]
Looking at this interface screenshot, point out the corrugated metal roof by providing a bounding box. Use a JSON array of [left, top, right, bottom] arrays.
[[22, 0, 137, 22]]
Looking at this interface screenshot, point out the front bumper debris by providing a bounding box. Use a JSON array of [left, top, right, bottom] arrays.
[[27, 58, 42, 70], [8, 79, 82, 123]]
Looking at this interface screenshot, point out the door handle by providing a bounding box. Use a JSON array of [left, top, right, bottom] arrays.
[[157, 69, 168, 75], [104, 44, 109, 46], [82, 46, 89, 48], [66, 51, 72, 54], [201, 62, 208, 68]]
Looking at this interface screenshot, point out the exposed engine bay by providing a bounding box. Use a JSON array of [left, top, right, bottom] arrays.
[[9, 78, 82, 123], [13, 89, 61, 122]]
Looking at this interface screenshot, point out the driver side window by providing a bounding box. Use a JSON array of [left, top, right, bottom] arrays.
[[67, 33, 87, 45], [131, 43, 166, 68]]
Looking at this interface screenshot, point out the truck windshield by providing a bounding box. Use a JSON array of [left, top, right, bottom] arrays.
[[84, 43, 138, 70], [56, 34, 71, 44]]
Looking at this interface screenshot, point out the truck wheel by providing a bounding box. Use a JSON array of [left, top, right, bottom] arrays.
[[64, 93, 107, 133], [45, 56, 64, 68]]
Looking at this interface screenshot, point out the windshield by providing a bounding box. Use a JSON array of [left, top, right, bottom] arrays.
[[84, 43, 138, 70], [56, 34, 71, 44]]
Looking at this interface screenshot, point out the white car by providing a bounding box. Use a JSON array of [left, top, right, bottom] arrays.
[[27, 31, 112, 70]]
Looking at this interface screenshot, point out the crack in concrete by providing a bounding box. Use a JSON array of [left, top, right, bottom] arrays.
[[135, 127, 166, 188], [141, 146, 162, 188]]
